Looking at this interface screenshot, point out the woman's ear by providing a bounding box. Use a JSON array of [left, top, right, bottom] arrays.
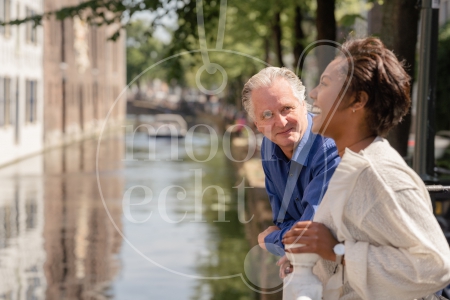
[[352, 91, 369, 111]]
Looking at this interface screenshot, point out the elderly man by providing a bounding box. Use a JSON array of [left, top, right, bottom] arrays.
[[242, 67, 340, 261]]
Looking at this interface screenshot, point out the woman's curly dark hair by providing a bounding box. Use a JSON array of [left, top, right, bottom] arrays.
[[337, 37, 411, 137]]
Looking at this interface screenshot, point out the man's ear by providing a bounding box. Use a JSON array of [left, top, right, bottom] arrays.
[[352, 91, 369, 111], [254, 121, 260, 132]]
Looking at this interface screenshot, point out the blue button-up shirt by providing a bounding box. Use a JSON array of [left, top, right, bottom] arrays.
[[261, 113, 340, 256]]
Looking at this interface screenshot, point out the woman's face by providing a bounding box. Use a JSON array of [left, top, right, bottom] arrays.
[[309, 59, 352, 138]]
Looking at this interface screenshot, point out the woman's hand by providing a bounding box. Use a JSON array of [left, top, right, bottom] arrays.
[[282, 221, 339, 262], [276, 255, 293, 279]]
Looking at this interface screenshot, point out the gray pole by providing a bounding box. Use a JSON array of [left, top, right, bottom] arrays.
[[414, 0, 434, 180], [426, 1, 440, 178]]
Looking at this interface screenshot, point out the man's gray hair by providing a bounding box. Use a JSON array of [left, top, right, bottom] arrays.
[[241, 67, 307, 120]]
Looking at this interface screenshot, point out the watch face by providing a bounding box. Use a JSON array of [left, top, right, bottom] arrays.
[[334, 243, 345, 256]]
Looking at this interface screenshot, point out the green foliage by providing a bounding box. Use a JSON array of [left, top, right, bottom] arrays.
[[435, 21, 450, 131], [154, 0, 275, 97], [338, 13, 365, 27], [1, 0, 165, 41], [436, 147, 450, 171], [1, 0, 364, 102], [188, 148, 254, 300], [0, 0, 315, 83], [126, 20, 168, 86], [161, 0, 318, 101]]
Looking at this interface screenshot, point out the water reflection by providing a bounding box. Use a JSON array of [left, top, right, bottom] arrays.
[[111, 132, 255, 299], [43, 137, 123, 299], [0, 157, 46, 299], [0, 130, 281, 299], [0, 136, 123, 300]]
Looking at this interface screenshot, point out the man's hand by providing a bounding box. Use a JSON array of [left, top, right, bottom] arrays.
[[258, 225, 280, 250], [282, 221, 338, 261], [276, 255, 293, 279]]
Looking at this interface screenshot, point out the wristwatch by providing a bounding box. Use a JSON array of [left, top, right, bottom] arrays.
[[333, 243, 345, 264]]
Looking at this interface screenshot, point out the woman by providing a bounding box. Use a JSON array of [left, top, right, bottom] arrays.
[[282, 37, 450, 299]]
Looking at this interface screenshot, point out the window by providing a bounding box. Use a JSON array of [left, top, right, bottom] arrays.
[[15, 3, 19, 47], [0, 0, 11, 37], [48, 17, 54, 46], [91, 25, 98, 68], [25, 80, 37, 123], [14, 77, 19, 144], [4, 77, 10, 125], [112, 40, 118, 72], [25, 196, 37, 229], [5, 0, 10, 37], [0, 77, 3, 126], [0, 77, 11, 127], [79, 84, 84, 130], [0, 0, 4, 35], [25, 7, 37, 44], [93, 82, 98, 119]]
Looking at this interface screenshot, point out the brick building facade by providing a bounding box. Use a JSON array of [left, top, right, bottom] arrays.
[[43, 0, 126, 147]]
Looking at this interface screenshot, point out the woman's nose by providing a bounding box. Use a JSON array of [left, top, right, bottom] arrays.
[[309, 86, 317, 100]]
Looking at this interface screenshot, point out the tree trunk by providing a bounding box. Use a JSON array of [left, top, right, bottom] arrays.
[[378, 0, 420, 157], [315, 0, 336, 75], [293, 4, 305, 72], [264, 36, 270, 64], [272, 11, 284, 67], [367, 1, 383, 36]]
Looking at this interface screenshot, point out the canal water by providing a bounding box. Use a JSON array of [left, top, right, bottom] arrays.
[[0, 129, 281, 299]]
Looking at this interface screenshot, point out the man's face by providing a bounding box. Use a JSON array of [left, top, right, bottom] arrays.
[[251, 78, 308, 158]]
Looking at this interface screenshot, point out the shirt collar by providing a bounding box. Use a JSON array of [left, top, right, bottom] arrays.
[[291, 113, 316, 166], [271, 113, 316, 166]]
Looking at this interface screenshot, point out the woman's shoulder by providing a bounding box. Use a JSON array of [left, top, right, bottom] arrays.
[[361, 138, 425, 193]]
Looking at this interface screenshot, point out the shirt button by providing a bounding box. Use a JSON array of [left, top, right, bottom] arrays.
[[295, 197, 299, 201], [289, 173, 293, 176]]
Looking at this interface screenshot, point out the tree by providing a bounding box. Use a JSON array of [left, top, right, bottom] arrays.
[[272, 10, 284, 67], [126, 19, 167, 91], [1, 0, 362, 110], [315, 0, 336, 75], [293, 4, 306, 69], [2, 0, 170, 40], [377, 0, 420, 157]]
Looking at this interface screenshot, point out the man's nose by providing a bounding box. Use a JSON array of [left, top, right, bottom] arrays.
[[273, 113, 288, 127]]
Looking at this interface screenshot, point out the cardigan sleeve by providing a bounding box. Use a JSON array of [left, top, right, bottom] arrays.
[[344, 187, 450, 299]]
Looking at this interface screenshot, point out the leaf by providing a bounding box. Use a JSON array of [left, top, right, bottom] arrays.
[[338, 13, 365, 27]]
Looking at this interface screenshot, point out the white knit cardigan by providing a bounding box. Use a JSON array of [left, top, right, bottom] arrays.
[[313, 137, 450, 300]]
